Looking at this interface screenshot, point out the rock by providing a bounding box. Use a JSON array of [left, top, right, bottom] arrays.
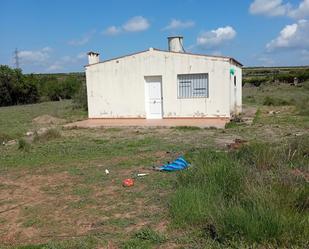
[[37, 127, 49, 135], [26, 131, 34, 136], [5, 140, 17, 146]]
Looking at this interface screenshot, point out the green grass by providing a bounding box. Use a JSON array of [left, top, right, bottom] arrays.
[[263, 96, 293, 106], [33, 128, 62, 143], [0, 83, 308, 248], [17, 138, 31, 152], [9, 236, 98, 249], [243, 81, 309, 106], [122, 227, 166, 249], [170, 137, 309, 247], [0, 100, 86, 139], [172, 126, 201, 131]]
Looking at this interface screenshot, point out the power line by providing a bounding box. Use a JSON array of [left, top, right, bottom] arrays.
[[14, 48, 20, 69]]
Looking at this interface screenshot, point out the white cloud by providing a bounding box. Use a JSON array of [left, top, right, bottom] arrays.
[[103, 16, 150, 36], [68, 30, 96, 46], [162, 19, 195, 30], [46, 52, 87, 72], [18, 47, 51, 64], [266, 19, 309, 51], [288, 0, 309, 19], [249, 0, 309, 19], [196, 26, 236, 49], [77, 52, 87, 59], [257, 56, 275, 65], [122, 16, 150, 32], [46, 64, 63, 72], [103, 26, 122, 36], [249, 0, 290, 16]]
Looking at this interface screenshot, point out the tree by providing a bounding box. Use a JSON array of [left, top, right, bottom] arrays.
[[0, 65, 39, 106]]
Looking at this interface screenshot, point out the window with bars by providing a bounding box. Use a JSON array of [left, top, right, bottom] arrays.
[[177, 73, 209, 98]]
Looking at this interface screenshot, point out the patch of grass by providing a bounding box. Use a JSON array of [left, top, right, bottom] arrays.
[[122, 227, 166, 249], [0, 100, 86, 139], [33, 128, 61, 143], [106, 218, 136, 228], [18, 138, 30, 152], [134, 227, 166, 243], [0, 132, 11, 144], [172, 126, 201, 131], [252, 108, 261, 124], [284, 134, 309, 168], [243, 83, 308, 107], [121, 239, 152, 249], [243, 95, 256, 104], [295, 96, 309, 116], [68, 198, 97, 209], [72, 186, 93, 196], [12, 236, 98, 249], [224, 120, 238, 129], [263, 96, 293, 106], [22, 217, 42, 228], [104, 127, 123, 132], [170, 136, 309, 247]]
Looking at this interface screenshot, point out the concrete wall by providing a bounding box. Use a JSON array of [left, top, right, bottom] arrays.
[[85, 49, 242, 118], [229, 62, 242, 115]]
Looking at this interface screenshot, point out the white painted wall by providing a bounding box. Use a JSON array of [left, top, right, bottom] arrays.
[[85, 49, 242, 118], [229, 63, 242, 115]]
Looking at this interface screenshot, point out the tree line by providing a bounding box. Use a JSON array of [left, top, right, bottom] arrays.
[[0, 65, 87, 109], [243, 67, 309, 86]]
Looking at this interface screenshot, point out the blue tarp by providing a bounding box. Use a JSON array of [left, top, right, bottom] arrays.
[[159, 156, 189, 171]]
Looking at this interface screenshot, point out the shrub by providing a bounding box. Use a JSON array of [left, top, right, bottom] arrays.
[[285, 134, 309, 168], [0, 132, 11, 144], [0, 65, 39, 106], [18, 138, 30, 152], [242, 77, 269, 87], [122, 228, 166, 249], [134, 227, 166, 243], [235, 142, 284, 170], [72, 82, 88, 110], [295, 96, 309, 116], [33, 128, 61, 143], [252, 108, 261, 124], [263, 96, 292, 106], [41, 75, 81, 101], [170, 138, 309, 246]]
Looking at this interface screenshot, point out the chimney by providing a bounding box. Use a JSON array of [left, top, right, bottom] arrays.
[[168, 36, 184, 52], [87, 51, 100, 65]]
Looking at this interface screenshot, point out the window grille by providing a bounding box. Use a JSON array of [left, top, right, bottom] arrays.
[[177, 73, 209, 98]]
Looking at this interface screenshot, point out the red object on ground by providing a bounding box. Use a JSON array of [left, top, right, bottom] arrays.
[[122, 178, 134, 187]]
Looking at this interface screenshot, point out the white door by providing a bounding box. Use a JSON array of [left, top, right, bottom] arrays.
[[145, 76, 163, 119]]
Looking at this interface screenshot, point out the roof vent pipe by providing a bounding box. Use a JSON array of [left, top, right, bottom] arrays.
[[168, 36, 184, 53], [87, 51, 100, 65]]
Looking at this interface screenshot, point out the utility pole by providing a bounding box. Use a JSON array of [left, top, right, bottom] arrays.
[[14, 48, 20, 69]]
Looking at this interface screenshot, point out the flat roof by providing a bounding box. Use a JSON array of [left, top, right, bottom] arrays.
[[85, 48, 243, 67]]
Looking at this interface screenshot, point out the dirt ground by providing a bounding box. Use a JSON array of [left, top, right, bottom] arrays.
[[0, 153, 172, 247]]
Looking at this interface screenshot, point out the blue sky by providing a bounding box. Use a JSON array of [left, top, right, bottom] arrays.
[[0, 0, 309, 73]]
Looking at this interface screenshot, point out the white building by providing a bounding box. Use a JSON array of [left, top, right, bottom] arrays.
[[85, 37, 242, 120]]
